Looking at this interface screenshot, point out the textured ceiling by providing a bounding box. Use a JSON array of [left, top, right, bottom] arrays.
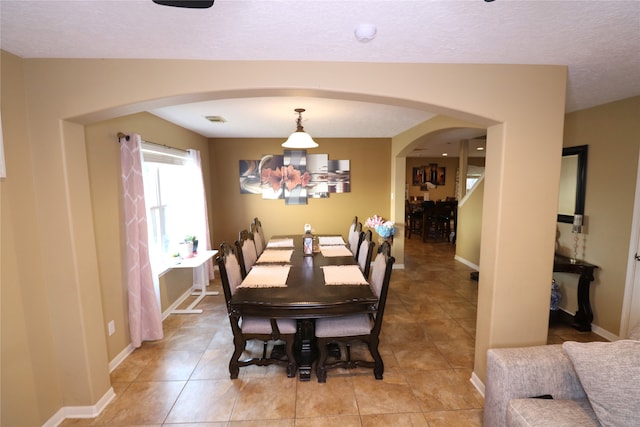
[[1, 0, 638, 157]]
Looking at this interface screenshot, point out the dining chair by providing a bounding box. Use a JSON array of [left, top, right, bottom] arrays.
[[252, 217, 266, 256], [315, 241, 395, 383], [235, 229, 257, 278], [216, 242, 298, 379], [357, 229, 375, 279], [251, 221, 265, 258], [348, 217, 363, 258]]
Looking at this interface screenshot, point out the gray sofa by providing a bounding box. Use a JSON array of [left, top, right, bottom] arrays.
[[484, 326, 640, 427]]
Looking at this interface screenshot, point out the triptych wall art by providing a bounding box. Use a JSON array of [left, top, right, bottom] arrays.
[[239, 150, 350, 205]]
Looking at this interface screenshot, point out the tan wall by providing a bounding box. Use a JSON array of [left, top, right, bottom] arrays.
[[209, 138, 391, 250], [456, 178, 485, 267], [554, 96, 640, 334], [1, 56, 570, 425], [85, 112, 212, 359]]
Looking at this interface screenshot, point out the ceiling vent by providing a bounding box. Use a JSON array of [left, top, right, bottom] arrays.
[[205, 115, 226, 123]]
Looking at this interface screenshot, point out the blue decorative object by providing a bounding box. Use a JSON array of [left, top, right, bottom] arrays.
[[550, 279, 562, 311]]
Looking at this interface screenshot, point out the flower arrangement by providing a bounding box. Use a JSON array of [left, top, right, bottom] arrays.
[[261, 165, 311, 192], [365, 215, 396, 239]]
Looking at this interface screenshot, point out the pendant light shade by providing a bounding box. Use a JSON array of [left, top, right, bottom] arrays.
[[282, 108, 318, 149]]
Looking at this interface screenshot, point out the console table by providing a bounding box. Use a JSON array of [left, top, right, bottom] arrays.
[[553, 254, 599, 332]]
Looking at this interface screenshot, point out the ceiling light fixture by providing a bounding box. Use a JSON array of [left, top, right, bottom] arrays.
[[282, 109, 318, 149]]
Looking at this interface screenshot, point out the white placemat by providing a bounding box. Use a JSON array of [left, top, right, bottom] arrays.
[[266, 238, 294, 248], [256, 249, 293, 264], [318, 236, 346, 246], [320, 245, 353, 257], [238, 265, 291, 288], [322, 265, 369, 285]]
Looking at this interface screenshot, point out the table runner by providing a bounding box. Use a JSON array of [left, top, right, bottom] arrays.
[[318, 236, 346, 246], [320, 245, 353, 257], [238, 265, 291, 288], [322, 265, 369, 285], [266, 238, 294, 248], [256, 249, 293, 264]]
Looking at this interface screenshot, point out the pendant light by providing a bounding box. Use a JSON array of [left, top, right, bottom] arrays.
[[282, 108, 318, 149]]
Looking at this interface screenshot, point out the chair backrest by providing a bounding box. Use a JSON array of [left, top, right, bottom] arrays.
[[251, 221, 264, 257], [348, 215, 359, 243], [252, 217, 266, 254], [349, 220, 363, 257], [235, 229, 257, 278], [357, 229, 375, 279], [216, 242, 244, 308], [369, 241, 395, 336]]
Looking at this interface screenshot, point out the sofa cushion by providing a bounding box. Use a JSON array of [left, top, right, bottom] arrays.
[[507, 398, 599, 427], [563, 340, 640, 427]]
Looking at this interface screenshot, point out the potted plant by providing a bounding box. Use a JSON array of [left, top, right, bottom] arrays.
[[185, 235, 198, 254]]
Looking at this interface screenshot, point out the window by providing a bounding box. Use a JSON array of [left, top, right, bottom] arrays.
[[141, 142, 205, 271]]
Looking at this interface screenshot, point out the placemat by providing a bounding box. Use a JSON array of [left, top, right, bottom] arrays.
[[322, 265, 368, 285], [320, 245, 353, 257], [238, 265, 291, 288], [256, 249, 293, 264], [318, 236, 346, 246], [266, 238, 294, 248]]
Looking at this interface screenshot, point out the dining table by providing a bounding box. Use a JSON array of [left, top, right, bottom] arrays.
[[229, 234, 379, 380]]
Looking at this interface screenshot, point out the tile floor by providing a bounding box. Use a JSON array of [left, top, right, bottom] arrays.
[[62, 236, 605, 426]]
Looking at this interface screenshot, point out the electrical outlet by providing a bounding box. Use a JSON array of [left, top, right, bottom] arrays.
[[108, 320, 115, 336]]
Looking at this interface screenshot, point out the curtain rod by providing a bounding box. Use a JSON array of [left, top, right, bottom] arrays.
[[117, 132, 188, 153]]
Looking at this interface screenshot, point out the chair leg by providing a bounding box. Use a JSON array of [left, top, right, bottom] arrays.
[[285, 335, 297, 378], [368, 339, 384, 380], [315, 338, 329, 383], [229, 337, 245, 379]]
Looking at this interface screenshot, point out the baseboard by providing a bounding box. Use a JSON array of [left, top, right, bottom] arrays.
[[453, 255, 479, 272], [470, 371, 485, 398], [556, 308, 619, 341], [43, 387, 116, 427], [109, 342, 135, 372]]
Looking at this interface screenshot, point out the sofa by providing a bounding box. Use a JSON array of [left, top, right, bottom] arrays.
[[484, 325, 640, 426]]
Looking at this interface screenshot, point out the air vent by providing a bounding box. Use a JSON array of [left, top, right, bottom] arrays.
[[205, 115, 226, 123]]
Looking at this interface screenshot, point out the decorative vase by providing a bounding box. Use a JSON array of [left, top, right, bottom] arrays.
[[550, 279, 561, 311], [179, 241, 193, 258]]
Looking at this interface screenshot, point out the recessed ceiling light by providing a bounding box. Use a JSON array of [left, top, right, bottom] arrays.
[[442, 153, 448, 157], [477, 147, 485, 151]]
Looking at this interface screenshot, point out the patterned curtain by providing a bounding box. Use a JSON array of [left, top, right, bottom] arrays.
[[120, 133, 163, 347], [187, 149, 215, 280]]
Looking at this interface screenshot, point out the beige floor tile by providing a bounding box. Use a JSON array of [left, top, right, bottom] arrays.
[[229, 420, 295, 426], [230, 376, 297, 421], [164, 379, 240, 423], [294, 415, 362, 427], [392, 341, 451, 371], [407, 369, 484, 412], [352, 372, 421, 415], [423, 408, 484, 426], [296, 376, 359, 417], [361, 412, 429, 426], [135, 350, 202, 381], [97, 381, 185, 425]]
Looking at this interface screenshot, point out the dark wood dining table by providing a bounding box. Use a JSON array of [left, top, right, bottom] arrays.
[[229, 235, 379, 380]]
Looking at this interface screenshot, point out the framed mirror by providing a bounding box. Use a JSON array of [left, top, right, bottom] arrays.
[[558, 145, 588, 223]]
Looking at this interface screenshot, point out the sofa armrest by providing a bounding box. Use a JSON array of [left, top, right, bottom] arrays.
[[484, 344, 587, 427]]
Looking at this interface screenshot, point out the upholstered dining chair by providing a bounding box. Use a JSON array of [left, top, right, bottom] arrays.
[[251, 222, 265, 258], [216, 242, 297, 379], [235, 229, 257, 278], [252, 217, 266, 256], [348, 217, 363, 258], [315, 241, 395, 383], [357, 229, 375, 279]]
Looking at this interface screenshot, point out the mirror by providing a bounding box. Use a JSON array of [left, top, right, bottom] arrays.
[[558, 145, 588, 223]]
